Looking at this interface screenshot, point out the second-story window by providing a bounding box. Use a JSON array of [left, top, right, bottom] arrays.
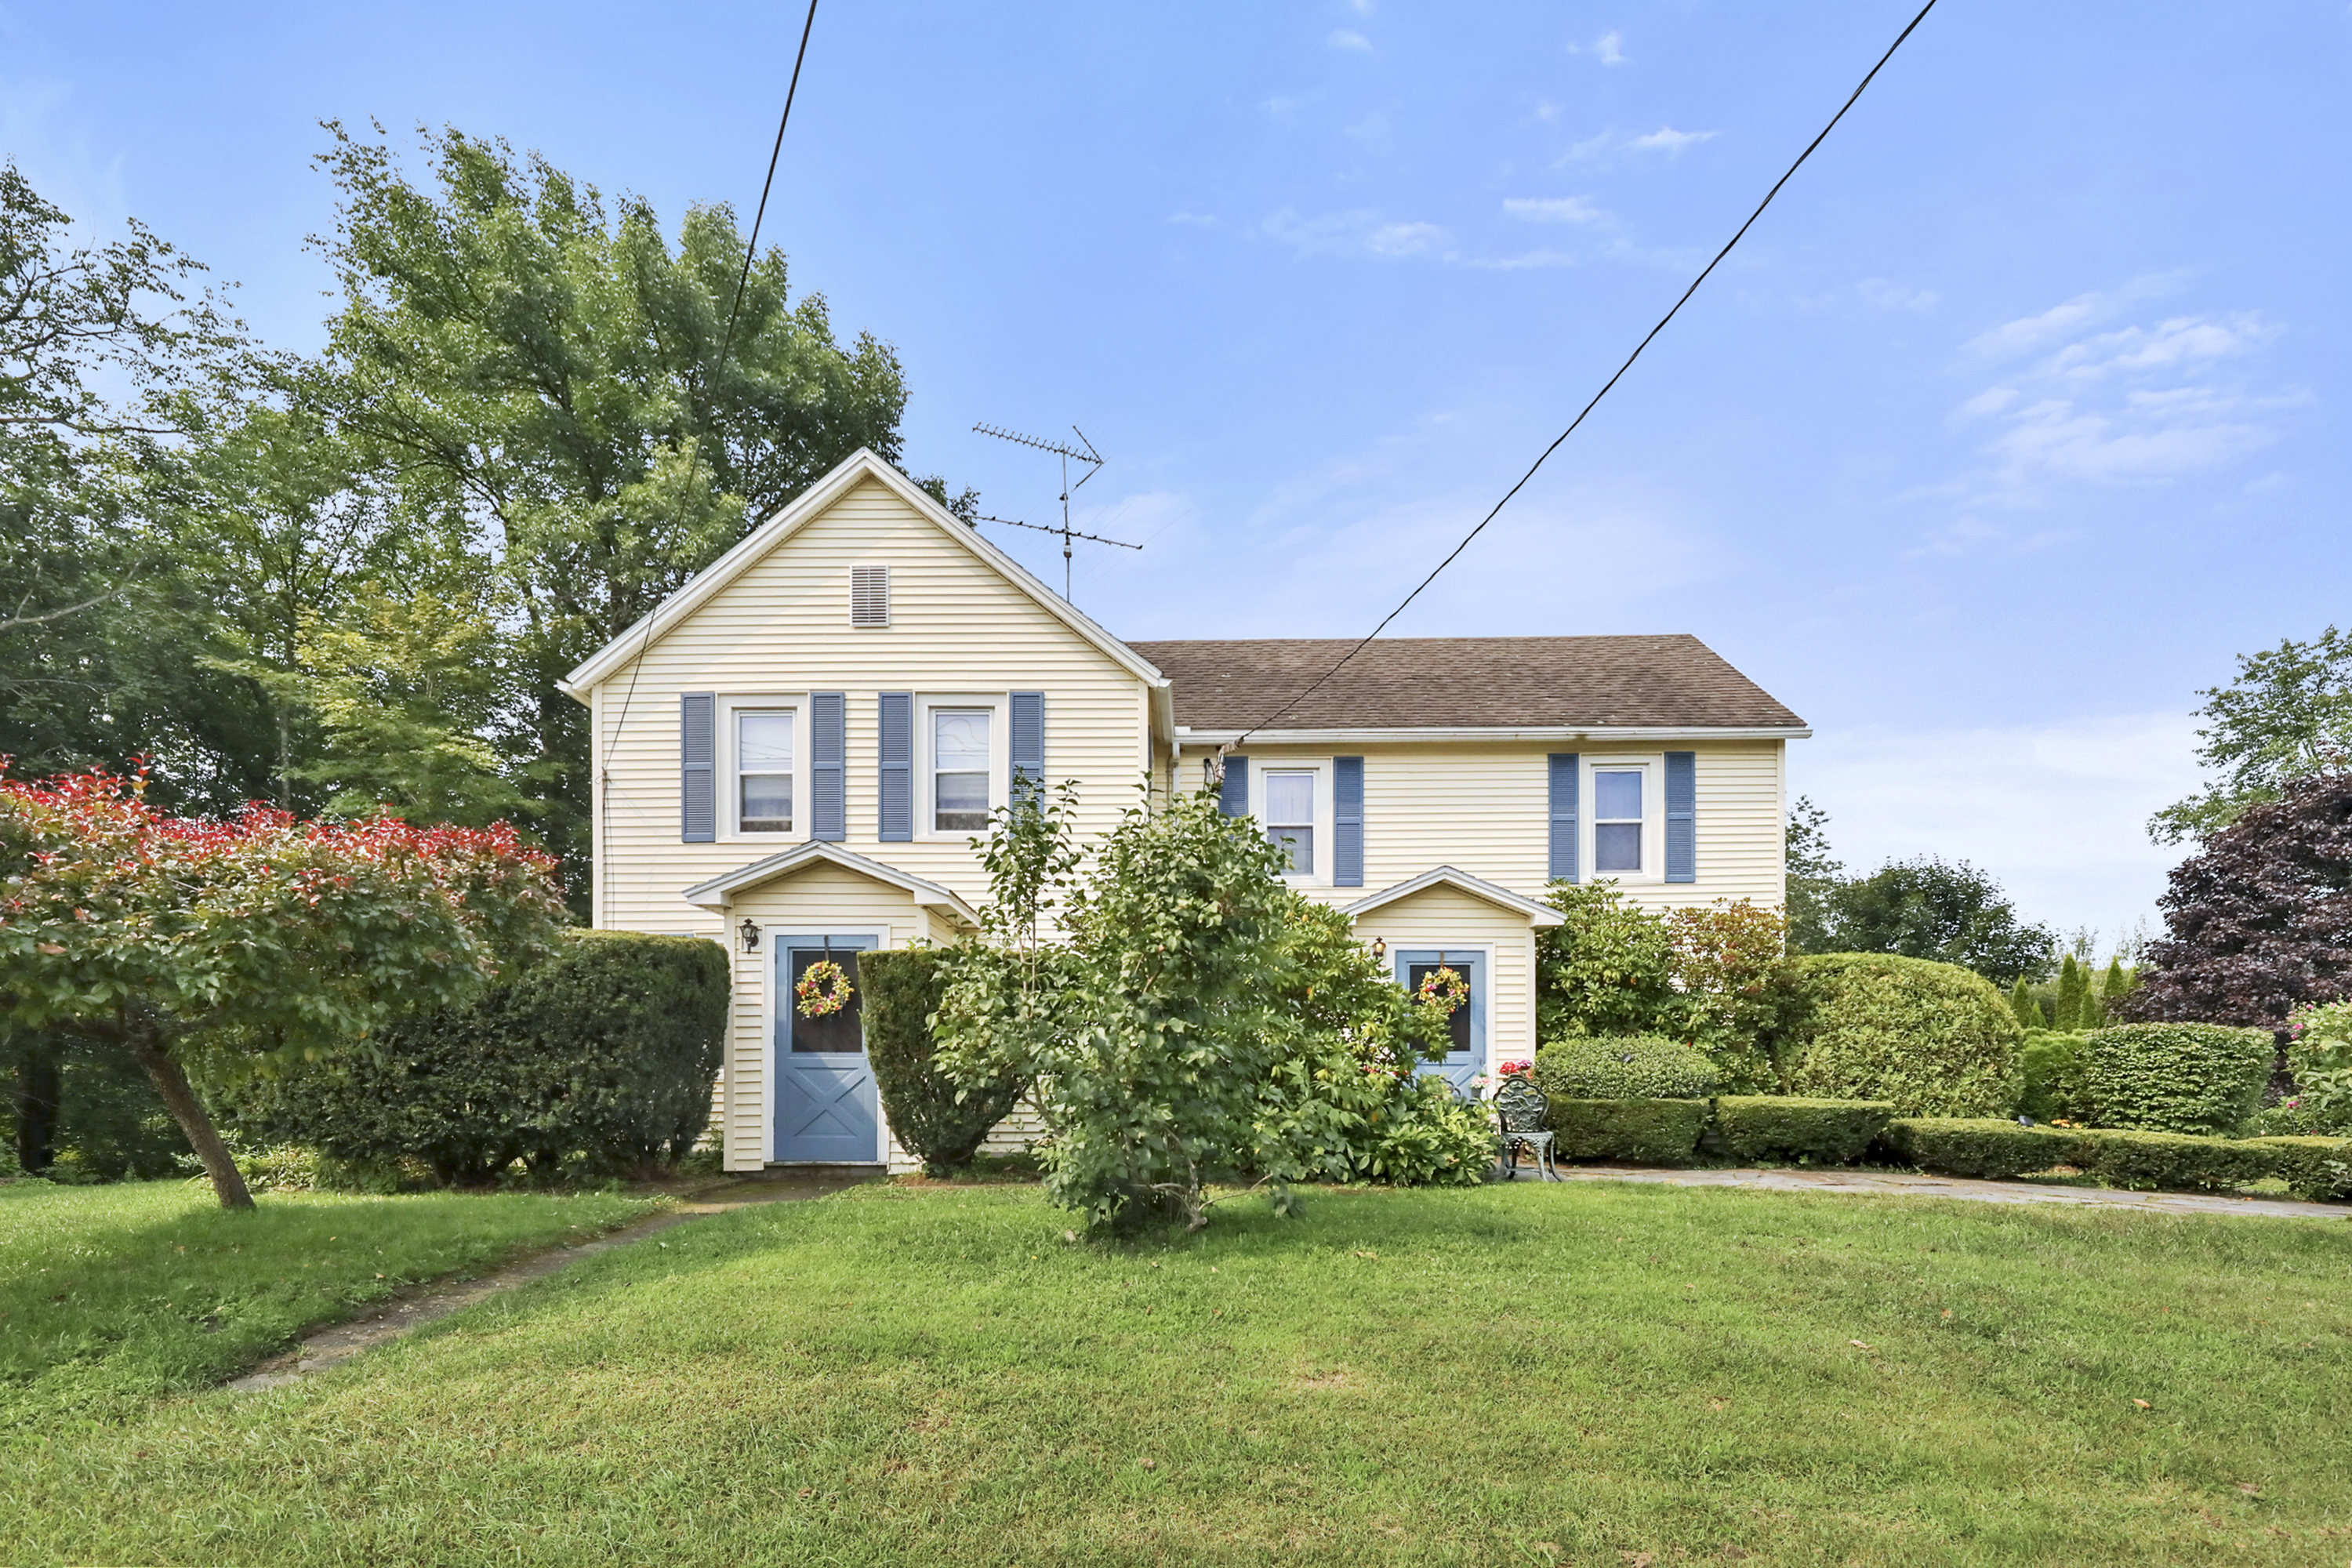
[[1264, 770, 1316, 875], [1593, 768, 1644, 873], [933, 709, 992, 832], [739, 711, 795, 833]]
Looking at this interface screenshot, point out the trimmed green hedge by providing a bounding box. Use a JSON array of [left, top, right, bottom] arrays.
[[2075, 1023, 2273, 1136], [1532, 1035, 1719, 1101], [220, 929, 727, 1182], [2071, 1127, 2268, 1192], [862, 947, 1028, 1177], [1547, 1098, 1710, 1163], [1715, 1096, 1892, 1164], [1882, 1118, 2081, 1180], [1786, 953, 2023, 1117], [2248, 1136, 2352, 1203]]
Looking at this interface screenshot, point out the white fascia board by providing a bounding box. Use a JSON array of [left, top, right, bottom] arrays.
[[1341, 865, 1565, 927], [682, 840, 981, 927], [1184, 724, 1811, 746], [557, 448, 1170, 702]]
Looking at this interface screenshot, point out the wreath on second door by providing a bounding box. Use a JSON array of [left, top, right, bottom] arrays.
[[1416, 965, 1469, 1014], [795, 959, 855, 1019]]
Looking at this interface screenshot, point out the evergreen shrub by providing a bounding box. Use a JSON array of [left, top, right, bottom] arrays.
[[1531, 1035, 1719, 1102], [1785, 953, 2024, 1117], [862, 947, 1028, 1177], [1881, 1117, 2080, 1179], [2075, 1023, 2272, 1135], [220, 929, 726, 1183], [2016, 1029, 2089, 1121], [1546, 1098, 1709, 1163], [2070, 1127, 2271, 1192], [2246, 1136, 2352, 1203], [1713, 1096, 1892, 1164]]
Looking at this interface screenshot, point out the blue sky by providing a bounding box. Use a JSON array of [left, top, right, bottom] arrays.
[[7, 1, 2348, 949]]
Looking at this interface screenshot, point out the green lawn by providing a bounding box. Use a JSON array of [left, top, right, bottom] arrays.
[[0, 1178, 661, 1436], [8, 1181, 2352, 1566]]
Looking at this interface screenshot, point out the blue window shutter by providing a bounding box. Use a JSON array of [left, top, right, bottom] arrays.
[[877, 692, 912, 841], [1333, 756, 1364, 887], [1218, 754, 1249, 816], [681, 692, 715, 843], [1010, 691, 1045, 809], [1548, 753, 1579, 883], [811, 691, 845, 841], [1664, 750, 1697, 884]]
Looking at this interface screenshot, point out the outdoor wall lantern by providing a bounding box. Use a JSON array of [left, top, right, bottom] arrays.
[[1370, 937, 1386, 962], [739, 919, 760, 953]]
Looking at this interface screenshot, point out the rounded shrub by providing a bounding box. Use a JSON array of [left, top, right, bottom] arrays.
[[219, 929, 728, 1183], [1531, 1034, 1719, 1102], [1785, 953, 2023, 1118], [862, 947, 1029, 1177], [2075, 1022, 2272, 1136], [1546, 1098, 1710, 1164], [2016, 1029, 2089, 1121]]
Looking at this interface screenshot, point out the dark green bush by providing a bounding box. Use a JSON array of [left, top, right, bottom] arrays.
[[2071, 1127, 2271, 1192], [1784, 953, 2023, 1117], [1882, 1117, 2082, 1180], [2075, 1023, 2273, 1136], [220, 929, 727, 1183], [863, 947, 1028, 1178], [1531, 1035, 1719, 1101], [1547, 1098, 1709, 1163], [2016, 1029, 2089, 1121], [4, 1029, 189, 1181], [2246, 1136, 2352, 1203], [1714, 1096, 1892, 1164]]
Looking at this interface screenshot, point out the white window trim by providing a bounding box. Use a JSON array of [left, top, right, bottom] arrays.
[[752, 923, 889, 1163], [1251, 759, 1334, 887], [719, 695, 811, 844], [916, 693, 1010, 841], [1584, 754, 1664, 885]]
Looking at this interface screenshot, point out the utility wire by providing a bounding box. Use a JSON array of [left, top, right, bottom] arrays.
[[597, 0, 819, 920], [1227, 0, 1940, 752]]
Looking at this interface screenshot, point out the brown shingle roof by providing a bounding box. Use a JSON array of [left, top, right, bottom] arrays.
[[1125, 635, 1804, 732]]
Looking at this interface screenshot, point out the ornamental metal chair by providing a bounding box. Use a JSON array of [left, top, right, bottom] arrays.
[[1492, 1075, 1558, 1181]]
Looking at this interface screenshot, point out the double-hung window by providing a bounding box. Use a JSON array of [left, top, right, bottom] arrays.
[[1592, 766, 1646, 874], [1263, 770, 1316, 875], [932, 709, 993, 832], [737, 710, 795, 833]]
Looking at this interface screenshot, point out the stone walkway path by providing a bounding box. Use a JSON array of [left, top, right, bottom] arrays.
[[1526, 1163, 2352, 1221], [225, 1171, 872, 1392]]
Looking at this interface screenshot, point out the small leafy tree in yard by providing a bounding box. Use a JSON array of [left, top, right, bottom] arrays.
[[0, 768, 566, 1207], [2281, 1000, 2352, 1134], [1537, 881, 1687, 1041], [1664, 899, 1798, 1091], [1784, 796, 1844, 954], [2127, 772, 2352, 1027]]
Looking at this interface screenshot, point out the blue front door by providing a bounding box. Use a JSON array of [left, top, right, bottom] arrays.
[[1396, 949, 1486, 1095], [772, 935, 881, 1163]]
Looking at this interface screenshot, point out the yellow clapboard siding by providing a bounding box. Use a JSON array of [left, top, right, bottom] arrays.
[[1347, 880, 1539, 1065]]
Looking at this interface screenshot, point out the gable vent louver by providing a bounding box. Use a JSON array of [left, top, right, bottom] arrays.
[[850, 566, 890, 627]]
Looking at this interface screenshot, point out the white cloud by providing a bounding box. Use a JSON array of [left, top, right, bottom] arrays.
[[1327, 28, 1373, 52], [1565, 30, 1628, 64], [1795, 713, 2204, 946], [1465, 249, 1579, 271], [1628, 125, 1716, 154], [1262, 208, 1449, 260], [1501, 195, 1611, 226]]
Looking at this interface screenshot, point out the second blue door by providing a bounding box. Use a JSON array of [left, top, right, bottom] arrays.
[[772, 935, 881, 1163], [1395, 949, 1486, 1095]]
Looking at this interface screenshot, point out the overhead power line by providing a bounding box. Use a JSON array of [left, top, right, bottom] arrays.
[[1226, 0, 1941, 752]]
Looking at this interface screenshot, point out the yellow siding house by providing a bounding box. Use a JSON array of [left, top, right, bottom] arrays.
[[560, 448, 1809, 1172]]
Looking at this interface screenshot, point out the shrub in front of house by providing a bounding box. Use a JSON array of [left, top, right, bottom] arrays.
[[862, 946, 1029, 1178], [2074, 1023, 2272, 1136], [1880, 1117, 2082, 1180], [1546, 1098, 1711, 1163], [1713, 1096, 1892, 1164], [2068, 1126, 2274, 1192], [220, 929, 727, 1184], [1784, 953, 2024, 1118], [1531, 1034, 1719, 1102], [2246, 1135, 2352, 1203], [2016, 1029, 2089, 1122]]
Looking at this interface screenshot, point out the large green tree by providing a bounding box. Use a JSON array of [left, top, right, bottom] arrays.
[[1818, 857, 2054, 987], [2151, 627, 2352, 844], [307, 124, 925, 902]]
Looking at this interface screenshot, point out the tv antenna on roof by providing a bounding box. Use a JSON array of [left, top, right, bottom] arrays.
[[972, 422, 1138, 602]]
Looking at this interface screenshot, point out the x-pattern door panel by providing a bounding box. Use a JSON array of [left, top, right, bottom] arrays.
[[771, 935, 880, 1163]]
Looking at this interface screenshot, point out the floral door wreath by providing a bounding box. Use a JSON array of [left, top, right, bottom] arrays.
[[795, 958, 855, 1019], [1416, 965, 1469, 1014]]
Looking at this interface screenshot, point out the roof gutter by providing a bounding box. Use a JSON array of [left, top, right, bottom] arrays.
[[1174, 724, 1811, 745]]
